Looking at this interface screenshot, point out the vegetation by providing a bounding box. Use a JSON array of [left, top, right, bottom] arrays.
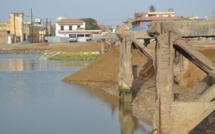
[[81, 18, 101, 30], [41, 51, 100, 60], [149, 5, 156, 12]]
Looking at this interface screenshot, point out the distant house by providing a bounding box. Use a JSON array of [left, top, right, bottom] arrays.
[[109, 26, 118, 33], [33, 18, 54, 42], [55, 17, 101, 42], [0, 13, 25, 44], [0, 12, 56, 44], [132, 11, 181, 31], [9, 13, 25, 43]]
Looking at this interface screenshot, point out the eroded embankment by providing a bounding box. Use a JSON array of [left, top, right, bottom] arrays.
[[63, 42, 215, 133], [0, 43, 50, 54]]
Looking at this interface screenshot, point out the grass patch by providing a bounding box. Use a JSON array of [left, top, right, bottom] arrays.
[[41, 51, 100, 60]]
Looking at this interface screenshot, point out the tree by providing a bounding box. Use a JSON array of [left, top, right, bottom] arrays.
[[149, 5, 156, 12], [81, 18, 101, 30]]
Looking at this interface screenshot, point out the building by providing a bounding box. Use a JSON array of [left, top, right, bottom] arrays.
[[0, 21, 10, 44], [0, 13, 24, 44], [9, 13, 24, 43], [23, 22, 40, 43], [55, 17, 101, 42], [109, 26, 118, 33], [0, 12, 54, 44], [34, 18, 54, 42], [132, 11, 181, 31]]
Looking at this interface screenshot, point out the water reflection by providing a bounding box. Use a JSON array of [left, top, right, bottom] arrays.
[[0, 54, 94, 72], [0, 54, 151, 134], [119, 102, 151, 134], [75, 84, 152, 134]]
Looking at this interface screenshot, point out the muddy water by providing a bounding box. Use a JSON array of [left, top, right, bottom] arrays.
[[0, 54, 151, 134]]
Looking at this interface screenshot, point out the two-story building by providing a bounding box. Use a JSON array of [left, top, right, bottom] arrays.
[[0, 13, 25, 44], [0, 12, 44, 44], [55, 17, 101, 42], [132, 10, 181, 31], [9, 13, 25, 43]]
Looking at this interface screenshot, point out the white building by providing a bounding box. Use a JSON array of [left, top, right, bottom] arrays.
[[55, 17, 102, 42], [109, 26, 118, 33], [55, 17, 87, 42]]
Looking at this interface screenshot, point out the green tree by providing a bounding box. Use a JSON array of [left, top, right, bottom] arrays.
[[149, 5, 156, 12], [81, 18, 101, 30]]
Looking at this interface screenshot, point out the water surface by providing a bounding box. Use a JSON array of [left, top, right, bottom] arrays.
[[0, 54, 151, 134]]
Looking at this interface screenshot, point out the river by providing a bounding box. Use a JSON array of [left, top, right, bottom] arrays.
[[0, 54, 151, 134]]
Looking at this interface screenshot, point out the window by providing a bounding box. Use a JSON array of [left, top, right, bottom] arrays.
[[61, 25, 64, 31], [85, 34, 90, 37], [69, 26, 72, 30], [77, 25, 80, 28], [23, 33, 26, 41], [69, 34, 76, 38], [77, 34, 84, 37]]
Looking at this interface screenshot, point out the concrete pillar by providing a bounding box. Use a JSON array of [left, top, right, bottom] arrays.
[[118, 33, 134, 102], [153, 32, 174, 134], [101, 39, 105, 54]]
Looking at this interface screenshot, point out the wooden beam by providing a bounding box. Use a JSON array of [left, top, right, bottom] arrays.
[[174, 39, 215, 76], [131, 38, 154, 60]]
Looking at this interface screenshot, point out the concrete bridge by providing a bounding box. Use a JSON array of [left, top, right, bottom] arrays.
[[101, 19, 215, 134]]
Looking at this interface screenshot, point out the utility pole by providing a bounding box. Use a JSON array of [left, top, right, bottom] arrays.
[[50, 20, 52, 36], [50, 20, 54, 36], [13, 13, 16, 43], [46, 18, 48, 36], [31, 8, 33, 43]]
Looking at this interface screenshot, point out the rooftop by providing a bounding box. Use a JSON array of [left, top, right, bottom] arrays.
[[57, 18, 84, 25]]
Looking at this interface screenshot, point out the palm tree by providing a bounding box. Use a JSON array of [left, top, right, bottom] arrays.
[[149, 5, 156, 12]]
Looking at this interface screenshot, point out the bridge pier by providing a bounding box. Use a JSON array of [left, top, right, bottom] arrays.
[[152, 31, 177, 134], [118, 33, 134, 102], [148, 21, 215, 134], [114, 20, 215, 133]]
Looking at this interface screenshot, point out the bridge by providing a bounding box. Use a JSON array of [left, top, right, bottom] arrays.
[[101, 19, 215, 134]]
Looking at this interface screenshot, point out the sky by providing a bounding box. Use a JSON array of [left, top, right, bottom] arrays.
[[1, 0, 215, 26]]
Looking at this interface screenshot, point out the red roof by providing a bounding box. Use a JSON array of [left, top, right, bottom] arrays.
[[57, 18, 84, 25]]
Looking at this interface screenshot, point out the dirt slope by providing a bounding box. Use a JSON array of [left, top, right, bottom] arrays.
[[63, 45, 148, 84], [62, 42, 215, 134], [63, 45, 120, 83], [48, 42, 101, 52]]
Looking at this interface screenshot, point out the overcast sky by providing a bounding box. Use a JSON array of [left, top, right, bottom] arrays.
[[1, 0, 215, 25]]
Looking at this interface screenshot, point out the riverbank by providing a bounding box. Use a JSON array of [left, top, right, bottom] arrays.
[[0, 43, 49, 54], [0, 41, 214, 133], [0, 42, 101, 54], [62, 41, 215, 134]]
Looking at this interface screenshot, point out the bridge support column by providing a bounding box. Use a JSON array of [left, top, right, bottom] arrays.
[[148, 21, 215, 134], [118, 33, 134, 102], [153, 32, 175, 134], [101, 39, 105, 54]]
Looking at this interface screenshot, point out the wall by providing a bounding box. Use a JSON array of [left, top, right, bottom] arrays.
[[0, 21, 10, 44], [45, 36, 69, 43], [9, 13, 24, 42], [0, 31, 7, 44], [132, 21, 149, 31], [29, 27, 39, 43], [23, 24, 40, 43]]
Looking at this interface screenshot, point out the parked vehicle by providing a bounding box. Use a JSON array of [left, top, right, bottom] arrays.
[[69, 34, 77, 42]]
